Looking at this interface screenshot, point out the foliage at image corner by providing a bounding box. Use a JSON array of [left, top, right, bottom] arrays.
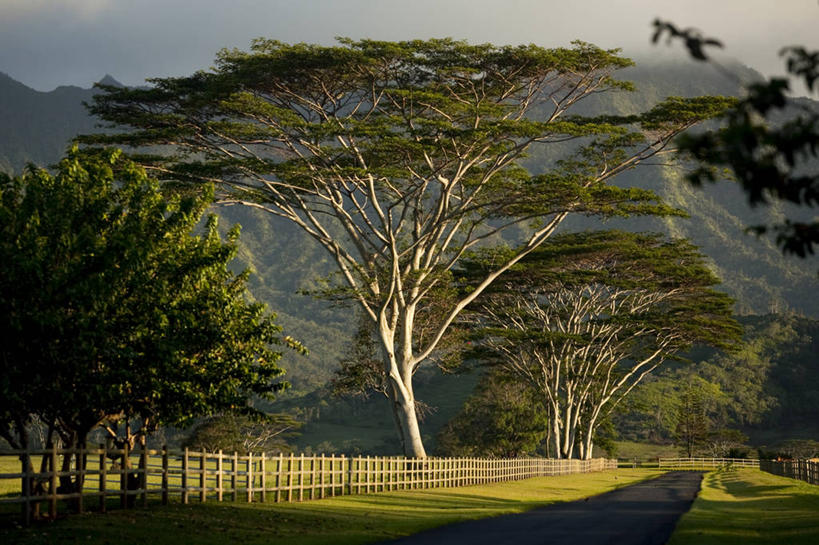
[[0, 146, 305, 452], [653, 19, 819, 258]]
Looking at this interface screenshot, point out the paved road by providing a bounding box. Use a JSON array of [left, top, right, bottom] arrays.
[[377, 471, 704, 545]]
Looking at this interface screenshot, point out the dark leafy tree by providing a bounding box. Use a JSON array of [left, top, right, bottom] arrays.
[[705, 427, 749, 458], [653, 19, 819, 257], [774, 439, 819, 459], [0, 148, 302, 500], [615, 376, 682, 444], [183, 413, 301, 454], [436, 371, 548, 458], [674, 381, 711, 457], [331, 312, 389, 400], [618, 313, 819, 449], [83, 38, 733, 456]]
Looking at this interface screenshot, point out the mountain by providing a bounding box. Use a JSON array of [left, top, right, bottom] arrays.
[[0, 72, 105, 173]]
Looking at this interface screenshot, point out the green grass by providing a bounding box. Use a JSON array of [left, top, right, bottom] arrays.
[[1, 452, 218, 498], [668, 468, 819, 545], [614, 440, 679, 460], [0, 457, 20, 497], [2, 469, 660, 545]]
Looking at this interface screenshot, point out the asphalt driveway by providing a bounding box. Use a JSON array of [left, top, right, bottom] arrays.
[[377, 471, 704, 545]]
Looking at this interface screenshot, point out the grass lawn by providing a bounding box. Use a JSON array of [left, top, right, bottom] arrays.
[[668, 468, 819, 545], [2, 469, 660, 545], [614, 441, 679, 460], [0, 457, 19, 497]]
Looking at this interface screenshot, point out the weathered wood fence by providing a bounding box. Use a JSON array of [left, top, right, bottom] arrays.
[[760, 459, 819, 485], [658, 457, 760, 469], [0, 445, 616, 524]]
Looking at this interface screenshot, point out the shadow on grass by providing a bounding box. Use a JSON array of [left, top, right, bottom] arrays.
[[669, 470, 819, 545]]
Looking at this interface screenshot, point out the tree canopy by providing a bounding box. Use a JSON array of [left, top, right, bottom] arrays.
[[83, 38, 733, 456], [0, 148, 302, 453], [460, 230, 740, 459]]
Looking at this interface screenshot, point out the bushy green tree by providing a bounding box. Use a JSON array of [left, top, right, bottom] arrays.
[[674, 381, 712, 457], [0, 149, 302, 493], [436, 371, 547, 458], [774, 439, 819, 459]]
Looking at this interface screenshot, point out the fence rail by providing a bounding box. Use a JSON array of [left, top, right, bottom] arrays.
[[658, 457, 760, 469], [760, 459, 819, 485], [0, 445, 616, 525]]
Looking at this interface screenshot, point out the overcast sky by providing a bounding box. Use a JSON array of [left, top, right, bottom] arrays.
[[1, 0, 817, 93]]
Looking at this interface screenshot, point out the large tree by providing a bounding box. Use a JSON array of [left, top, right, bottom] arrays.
[[84, 38, 732, 456], [461, 231, 740, 459], [0, 148, 302, 460]]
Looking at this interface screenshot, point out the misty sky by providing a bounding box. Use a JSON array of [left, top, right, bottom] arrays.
[[0, 0, 817, 93]]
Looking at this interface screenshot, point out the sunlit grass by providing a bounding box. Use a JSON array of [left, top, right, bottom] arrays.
[[0, 457, 20, 497], [668, 468, 819, 545], [1, 469, 660, 545], [614, 440, 680, 460]]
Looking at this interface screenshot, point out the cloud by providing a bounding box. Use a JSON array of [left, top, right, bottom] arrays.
[[1, 0, 112, 21]]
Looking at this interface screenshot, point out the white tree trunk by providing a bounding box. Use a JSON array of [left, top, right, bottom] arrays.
[[393, 393, 427, 458]]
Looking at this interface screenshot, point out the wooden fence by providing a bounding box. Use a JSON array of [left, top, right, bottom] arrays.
[[760, 459, 819, 485], [658, 457, 760, 470], [0, 445, 616, 524]]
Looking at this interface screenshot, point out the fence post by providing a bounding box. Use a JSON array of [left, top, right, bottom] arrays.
[[119, 442, 129, 510], [77, 447, 85, 514], [21, 446, 31, 526], [287, 452, 294, 503], [200, 451, 207, 503], [49, 443, 58, 519], [367, 457, 372, 492], [276, 453, 284, 503], [344, 455, 351, 496], [140, 444, 148, 507], [329, 454, 335, 497], [319, 455, 325, 499], [161, 446, 168, 505], [247, 452, 254, 503], [216, 450, 223, 502], [260, 453, 267, 503], [182, 447, 189, 504], [98, 443, 107, 513], [231, 452, 238, 502], [310, 455, 316, 500], [298, 453, 304, 502]]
